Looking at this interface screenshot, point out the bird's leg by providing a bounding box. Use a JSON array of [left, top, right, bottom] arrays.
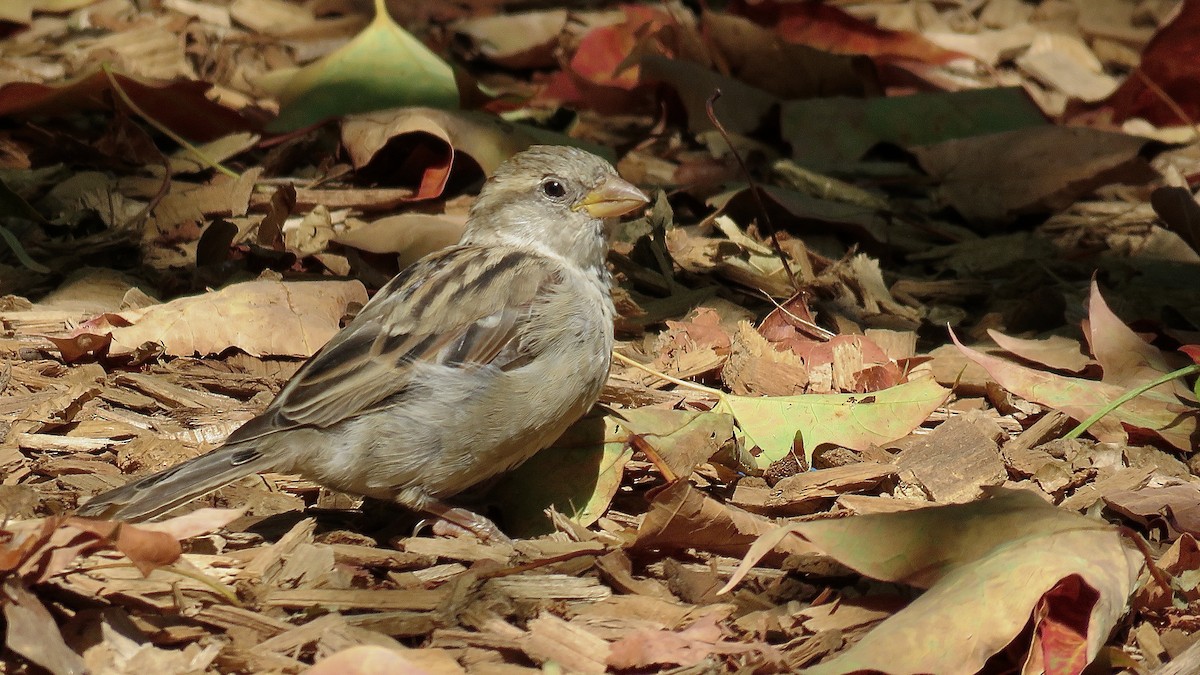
[[426, 503, 514, 545], [397, 490, 513, 544]]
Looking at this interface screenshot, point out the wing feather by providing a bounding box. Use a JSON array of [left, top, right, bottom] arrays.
[[223, 246, 559, 445]]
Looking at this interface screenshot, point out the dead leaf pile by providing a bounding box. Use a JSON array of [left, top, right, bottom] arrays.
[[3, 0, 1200, 672]]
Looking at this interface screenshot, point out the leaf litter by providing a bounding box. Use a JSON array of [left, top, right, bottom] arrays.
[[2, 0, 1200, 673]]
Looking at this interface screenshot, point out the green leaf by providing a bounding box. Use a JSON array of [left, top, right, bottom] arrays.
[[719, 377, 949, 468], [782, 87, 1046, 170], [267, 0, 458, 132]]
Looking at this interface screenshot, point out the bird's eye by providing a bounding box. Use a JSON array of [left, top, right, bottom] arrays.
[[540, 178, 567, 200]]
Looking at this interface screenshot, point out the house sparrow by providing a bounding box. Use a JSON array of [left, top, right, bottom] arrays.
[[76, 145, 649, 542]]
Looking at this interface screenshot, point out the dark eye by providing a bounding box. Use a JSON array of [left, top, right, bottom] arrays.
[[540, 178, 567, 200]]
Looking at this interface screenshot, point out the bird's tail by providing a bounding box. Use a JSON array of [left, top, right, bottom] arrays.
[[75, 443, 273, 522]]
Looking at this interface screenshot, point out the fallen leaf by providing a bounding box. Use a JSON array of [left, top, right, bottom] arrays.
[[334, 213, 466, 269], [1104, 484, 1200, 539], [728, 0, 965, 64], [635, 480, 818, 558], [638, 55, 778, 136], [701, 11, 870, 100], [266, 0, 459, 132], [2, 579, 87, 675], [537, 5, 674, 113], [953, 332, 1196, 451], [494, 408, 733, 536], [1085, 281, 1193, 399], [607, 614, 762, 669], [912, 126, 1156, 225], [1150, 186, 1200, 256], [91, 278, 368, 358], [451, 10, 567, 70], [340, 107, 607, 201], [489, 413, 633, 538], [1088, 0, 1200, 126], [0, 69, 254, 142], [724, 490, 1141, 675], [781, 87, 1046, 170], [952, 284, 1199, 452], [720, 376, 949, 467], [987, 329, 1094, 374], [804, 491, 1139, 675]]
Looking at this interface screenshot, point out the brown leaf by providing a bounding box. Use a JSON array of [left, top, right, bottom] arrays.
[[452, 10, 567, 70], [988, 329, 1094, 374], [635, 480, 817, 558], [104, 278, 368, 358], [913, 127, 1156, 224], [607, 614, 762, 669], [333, 213, 466, 270], [1104, 484, 1200, 539], [340, 108, 605, 201], [536, 6, 673, 114], [0, 69, 254, 142], [1085, 280, 1193, 399], [2, 579, 87, 675]]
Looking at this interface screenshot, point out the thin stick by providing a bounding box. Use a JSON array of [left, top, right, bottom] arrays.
[[757, 288, 834, 341], [612, 351, 725, 399], [705, 89, 799, 290], [102, 65, 240, 179]]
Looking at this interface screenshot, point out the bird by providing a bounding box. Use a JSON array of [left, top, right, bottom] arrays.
[[76, 145, 649, 542]]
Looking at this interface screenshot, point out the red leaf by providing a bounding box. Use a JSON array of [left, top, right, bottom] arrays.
[[1091, 0, 1200, 125], [537, 5, 672, 112], [1030, 575, 1098, 675], [1180, 344, 1200, 365], [0, 70, 256, 142], [728, 0, 964, 64]]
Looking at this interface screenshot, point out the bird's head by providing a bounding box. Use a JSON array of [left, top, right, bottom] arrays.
[[463, 145, 649, 270]]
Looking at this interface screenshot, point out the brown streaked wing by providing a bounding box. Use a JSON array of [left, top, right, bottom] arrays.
[[222, 246, 558, 444]]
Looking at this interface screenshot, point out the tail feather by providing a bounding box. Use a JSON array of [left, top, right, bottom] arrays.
[[76, 444, 273, 522]]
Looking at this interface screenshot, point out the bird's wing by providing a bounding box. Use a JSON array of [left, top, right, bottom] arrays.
[[224, 245, 562, 445]]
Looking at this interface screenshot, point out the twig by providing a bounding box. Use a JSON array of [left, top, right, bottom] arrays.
[[705, 89, 799, 290], [757, 289, 834, 341], [1117, 525, 1172, 597], [611, 351, 725, 400], [102, 65, 240, 179]]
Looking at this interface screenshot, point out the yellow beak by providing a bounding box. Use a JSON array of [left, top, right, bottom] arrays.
[[573, 177, 650, 218]]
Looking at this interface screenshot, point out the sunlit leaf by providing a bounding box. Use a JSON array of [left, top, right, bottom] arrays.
[[719, 377, 949, 467]]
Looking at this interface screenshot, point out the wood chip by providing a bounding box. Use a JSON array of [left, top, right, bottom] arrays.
[[262, 588, 450, 611], [894, 414, 1007, 503], [401, 536, 514, 563], [485, 574, 612, 603], [520, 612, 610, 674], [731, 462, 899, 515]]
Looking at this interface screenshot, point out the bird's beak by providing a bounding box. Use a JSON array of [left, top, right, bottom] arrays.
[[573, 177, 650, 218]]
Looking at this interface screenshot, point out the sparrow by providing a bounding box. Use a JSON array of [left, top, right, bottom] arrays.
[[76, 145, 649, 542]]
